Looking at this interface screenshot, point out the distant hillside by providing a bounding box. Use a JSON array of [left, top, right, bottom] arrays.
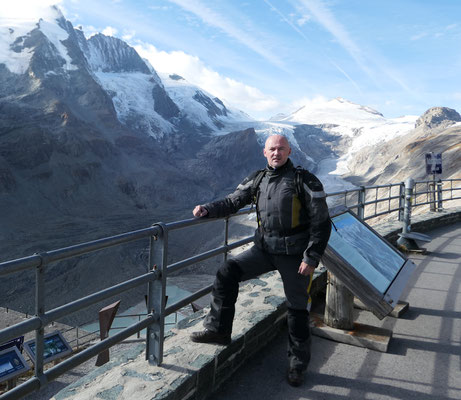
[[344, 107, 461, 186]]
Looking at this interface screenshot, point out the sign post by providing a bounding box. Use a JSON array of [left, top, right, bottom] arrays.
[[95, 300, 121, 366], [425, 153, 442, 211], [312, 207, 419, 352]]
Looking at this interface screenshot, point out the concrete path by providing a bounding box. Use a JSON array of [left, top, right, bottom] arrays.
[[208, 221, 461, 400]]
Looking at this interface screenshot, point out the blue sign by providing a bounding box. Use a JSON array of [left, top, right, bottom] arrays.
[[425, 153, 442, 174], [0, 347, 30, 383], [24, 331, 72, 365]]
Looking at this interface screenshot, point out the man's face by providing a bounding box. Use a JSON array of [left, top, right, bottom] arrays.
[[263, 135, 291, 168]]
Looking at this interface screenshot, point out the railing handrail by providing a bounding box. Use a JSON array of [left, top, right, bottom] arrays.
[[0, 177, 460, 399]]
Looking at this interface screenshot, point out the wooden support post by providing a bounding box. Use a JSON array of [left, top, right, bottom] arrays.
[[312, 271, 392, 352], [324, 271, 354, 330]]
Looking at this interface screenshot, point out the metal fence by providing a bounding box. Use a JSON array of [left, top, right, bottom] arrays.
[[0, 178, 460, 399]]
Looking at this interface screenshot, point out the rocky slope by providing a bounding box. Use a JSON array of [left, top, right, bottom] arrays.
[[344, 107, 461, 186]]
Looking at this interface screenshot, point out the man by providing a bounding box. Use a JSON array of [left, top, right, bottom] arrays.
[[190, 134, 331, 386]]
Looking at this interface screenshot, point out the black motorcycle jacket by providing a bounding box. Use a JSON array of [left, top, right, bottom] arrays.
[[203, 159, 332, 267]]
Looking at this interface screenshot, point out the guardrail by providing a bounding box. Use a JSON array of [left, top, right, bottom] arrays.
[[0, 177, 460, 399]]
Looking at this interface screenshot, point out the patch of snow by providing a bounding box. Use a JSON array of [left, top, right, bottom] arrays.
[[38, 19, 77, 72], [94, 71, 174, 138], [160, 72, 253, 133], [0, 6, 76, 74], [281, 97, 418, 154], [316, 157, 357, 195], [0, 22, 35, 74], [161, 73, 218, 129]]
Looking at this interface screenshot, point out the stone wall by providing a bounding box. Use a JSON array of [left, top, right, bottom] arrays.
[[52, 270, 325, 400]]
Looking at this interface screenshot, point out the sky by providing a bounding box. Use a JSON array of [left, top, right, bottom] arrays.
[[3, 0, 461, 120]]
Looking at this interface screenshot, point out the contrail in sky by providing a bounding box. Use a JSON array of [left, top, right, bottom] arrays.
[[262, 0, 363, 95], [167, 0, 289, 72]]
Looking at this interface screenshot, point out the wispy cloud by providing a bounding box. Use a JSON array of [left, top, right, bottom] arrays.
[[295, 0, 413, 94], [412, 23, 459, 41], [263, 0, 363, 94], [166, 0, 287, 71], [134, 42, 281, 118], [411, 32, 428, 41], [296, 14, 311, 26], [102, 26, 118, 36], [296, 0, 374, 77]]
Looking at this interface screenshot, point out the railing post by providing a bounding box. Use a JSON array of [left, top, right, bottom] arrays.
[[402, 178, 415, 236], [429, 174, 436, 211], [146, 224, 167, 366], [436, 179, 443, 211], [35, 254, 47, 389], [357, 186, 365, 220], [398, 182, 405, 221]]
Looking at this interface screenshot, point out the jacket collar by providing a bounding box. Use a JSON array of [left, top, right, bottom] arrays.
[[265, 159, 293, 175]]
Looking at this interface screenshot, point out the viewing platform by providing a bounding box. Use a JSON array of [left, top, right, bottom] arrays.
[[46, 209, 461, 400], [209, 219, 461, 400]]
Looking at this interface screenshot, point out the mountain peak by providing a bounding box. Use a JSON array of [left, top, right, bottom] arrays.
[[415, 107, 461, 130], [0, 5, 73, 75], [85, 33, 151, 74], [169, 74, 185, 81], [283, 97, 385, 126]]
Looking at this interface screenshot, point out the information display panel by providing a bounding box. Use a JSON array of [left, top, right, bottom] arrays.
[[0, 336, 24, 353], [23, 331, 72, 365], [0, 347, 30, 383], [322, 207, 416, 319]]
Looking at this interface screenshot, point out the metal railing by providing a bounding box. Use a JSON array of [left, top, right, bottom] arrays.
[[326, 178, 461, 222], [0, 177, 460, 399]]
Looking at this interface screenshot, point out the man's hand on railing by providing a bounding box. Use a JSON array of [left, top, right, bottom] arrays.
[[193, 205, 209, 218]]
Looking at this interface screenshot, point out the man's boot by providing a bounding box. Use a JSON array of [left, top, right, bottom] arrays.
[[286, 367, 304, 387], [190, 329, 231, 345]]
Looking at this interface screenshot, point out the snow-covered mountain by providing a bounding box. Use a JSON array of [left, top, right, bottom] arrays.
[[0, 6, 250, 140], [245, 98, 418, 191], [160, 73, 252, 133], [271, 97, 418, 155]]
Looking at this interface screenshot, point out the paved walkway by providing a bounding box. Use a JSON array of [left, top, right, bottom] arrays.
[[208, 221, 461, 400]]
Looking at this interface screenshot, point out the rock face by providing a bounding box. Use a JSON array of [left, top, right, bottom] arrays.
[[415, 107, 461, 130]]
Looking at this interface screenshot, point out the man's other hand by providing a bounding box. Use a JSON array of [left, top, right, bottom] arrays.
[[193, 205, 208, 217], [298, 261, 315, 276]]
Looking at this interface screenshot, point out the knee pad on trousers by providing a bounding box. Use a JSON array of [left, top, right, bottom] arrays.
[[216, 259, 243, 284], [287, 307, 310, 341]]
